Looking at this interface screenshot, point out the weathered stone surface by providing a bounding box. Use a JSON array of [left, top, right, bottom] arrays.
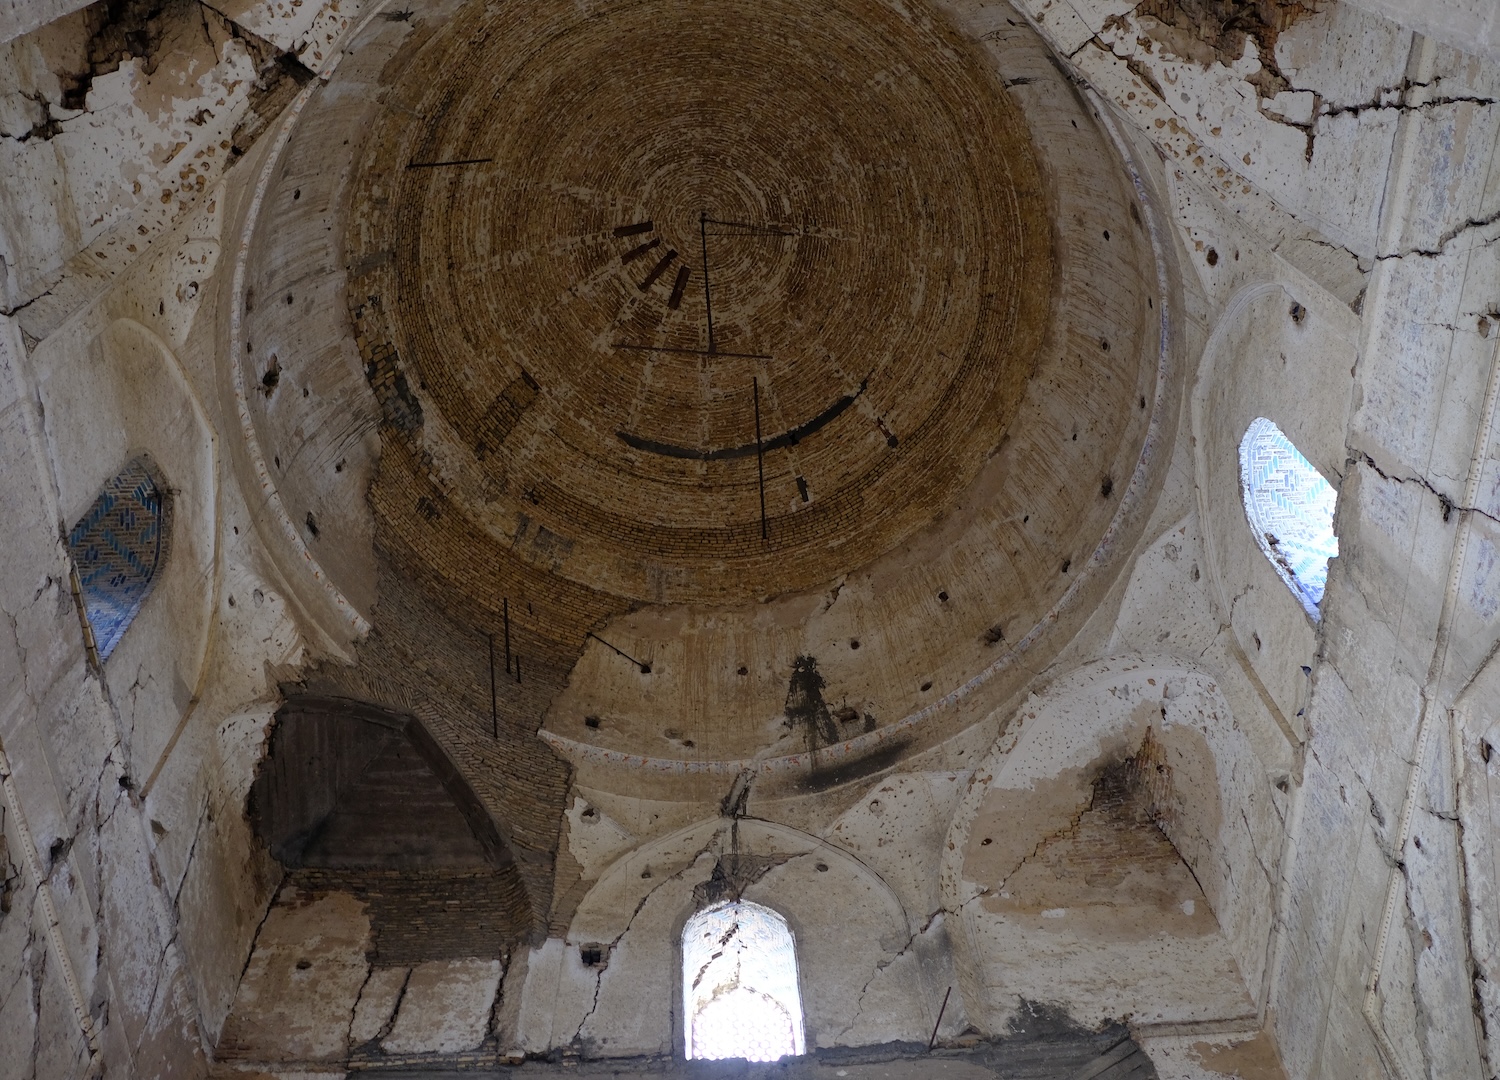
[[380, 958, 502, 1055], [216, 889, 371, 1062]]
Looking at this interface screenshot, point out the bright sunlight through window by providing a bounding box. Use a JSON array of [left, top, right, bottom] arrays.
[[682, 900, 805, 1062], [1239, 417, 1339, 620]]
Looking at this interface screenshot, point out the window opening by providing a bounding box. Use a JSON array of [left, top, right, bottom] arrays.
[[682, 899, 805, 1062], [66, 458, 169, 660], [1239, 418, 1338, 620]]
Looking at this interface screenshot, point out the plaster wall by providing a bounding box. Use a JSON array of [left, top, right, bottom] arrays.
[[0, 106, 338, 1078], [1341, 0, 1500, 61], [1006, 1, 1499, 1076], [942, 661, 1277, 1033]]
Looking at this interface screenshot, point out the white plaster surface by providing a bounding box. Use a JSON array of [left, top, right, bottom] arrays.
[[348, 964, 407, 1048], [216, 890, 371, 1062], [380, 958, 501, 1055]]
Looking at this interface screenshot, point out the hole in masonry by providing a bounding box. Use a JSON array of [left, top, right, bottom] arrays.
[[920, 681, 933, 692], [849, 639, 860, 650], [815, 862, 828, 872], [737, 666, 748, 676], [584, 715, 601, 729], [261, 357, 281, 394], [981, 837, 992, 846], [938, 591, 949, 601]]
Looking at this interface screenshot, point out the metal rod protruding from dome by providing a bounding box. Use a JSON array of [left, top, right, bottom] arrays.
[[488, 632, 498, 739], [754, 376, 767, 540], [587, 631, 651, 674], [700, 210, 715, 355]]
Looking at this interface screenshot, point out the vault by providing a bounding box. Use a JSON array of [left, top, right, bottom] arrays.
[[249, 696, 531, 964], [251, 695, 509, 869]]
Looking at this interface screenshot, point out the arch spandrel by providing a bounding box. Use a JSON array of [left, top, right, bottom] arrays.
[[941, 658, 1283, 1034]]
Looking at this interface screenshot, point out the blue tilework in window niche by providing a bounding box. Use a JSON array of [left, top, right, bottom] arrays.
[[1239, 417, 1339, 621], [67, 460, 167, 660]]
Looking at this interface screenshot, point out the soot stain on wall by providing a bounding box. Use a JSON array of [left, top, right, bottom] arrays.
[[784, 655, 840, 749]]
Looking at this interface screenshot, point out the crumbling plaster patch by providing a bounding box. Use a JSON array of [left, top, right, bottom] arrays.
[[1142, 1028, 1289, 1079], [942, 659, 1280, 1033], [0, 0, 369, 343], [1456, 657, 1500, 1076]]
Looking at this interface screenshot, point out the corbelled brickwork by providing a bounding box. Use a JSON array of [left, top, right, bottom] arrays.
[[344, 0, 1054, 607], [288, 867, 526, 966]]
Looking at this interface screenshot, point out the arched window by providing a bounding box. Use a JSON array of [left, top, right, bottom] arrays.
[[682, 899, 805, 1062], [1239, 418, 1338, 620], [66, 458, 170, 660]]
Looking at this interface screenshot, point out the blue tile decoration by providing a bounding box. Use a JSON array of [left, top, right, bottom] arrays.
[[1239, 417, 1339, 620], [67, 460, 167, 660]]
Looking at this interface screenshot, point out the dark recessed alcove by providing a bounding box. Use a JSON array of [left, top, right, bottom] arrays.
[[250, 695, 528, 961]]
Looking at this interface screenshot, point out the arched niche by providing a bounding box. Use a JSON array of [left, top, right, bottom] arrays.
[[940, 658, 1283, 1033], [1191, 280, 1359, 735], [249, 696, 531, 962], [33, 316, 218, 779], [520, 817, 944, 1058]]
